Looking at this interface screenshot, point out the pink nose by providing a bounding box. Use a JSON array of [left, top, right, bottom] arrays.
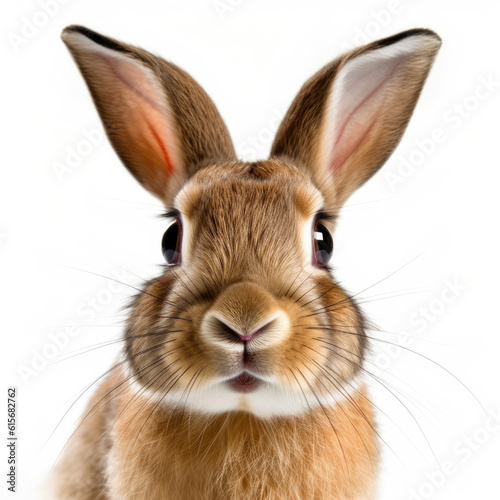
[[201, 281, 290, 349], [214, 315, 275, 343]]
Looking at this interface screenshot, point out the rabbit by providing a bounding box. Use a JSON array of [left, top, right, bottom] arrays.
[[50, 25, 441, 500]]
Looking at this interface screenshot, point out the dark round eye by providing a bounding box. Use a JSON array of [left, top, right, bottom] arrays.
[[161, 219, 182, 265], [313, 220, 333, 267]]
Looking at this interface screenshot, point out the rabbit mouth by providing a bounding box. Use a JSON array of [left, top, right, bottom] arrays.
[[225, 371, 262, 393]]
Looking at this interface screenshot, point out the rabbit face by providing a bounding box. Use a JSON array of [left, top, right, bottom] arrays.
[[125, 159, 366, 417]]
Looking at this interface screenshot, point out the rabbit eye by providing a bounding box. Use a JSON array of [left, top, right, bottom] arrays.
[[162, 219, 182, 265], [313, 220, 333, 267]]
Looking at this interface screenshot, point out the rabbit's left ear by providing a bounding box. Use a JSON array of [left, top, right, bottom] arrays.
[[271, 29, 441, 207]]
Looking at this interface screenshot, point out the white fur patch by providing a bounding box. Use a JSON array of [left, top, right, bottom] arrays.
[[127, 362, 365, 419]]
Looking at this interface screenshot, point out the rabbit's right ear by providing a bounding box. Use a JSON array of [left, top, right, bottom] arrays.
[[61, 26, 235, 202], [271, 29, 441, 209]]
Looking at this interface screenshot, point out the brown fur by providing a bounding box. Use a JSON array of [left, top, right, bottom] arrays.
[[52, 26, 441, 499], [107, 370, 375, 500]]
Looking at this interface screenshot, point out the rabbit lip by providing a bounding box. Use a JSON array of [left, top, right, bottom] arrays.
[[226, 371, 262, 393]]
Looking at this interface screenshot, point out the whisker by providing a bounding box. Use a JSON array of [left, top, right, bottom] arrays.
[[293, 364, 354, 497], [53, 264, 188, 313], [48, 330, 183, 365], [100, 259, 194, 307], [116, 362, 186, 447], [44, 348, 173, 475], [309, 325, 486, 414], [302, 343, 434, 467], [301, 287, 434, 319], [313, 335, 445, 424], [42, 338, 179, 456], [292, 349, 379, 477], [311, 337, 440, 465]]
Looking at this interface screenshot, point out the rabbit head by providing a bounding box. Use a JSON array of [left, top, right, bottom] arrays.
[[62, 26, 440, 419]]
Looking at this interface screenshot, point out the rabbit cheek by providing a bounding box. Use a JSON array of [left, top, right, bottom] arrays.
[[281, 276, 366, 400], [318, 285, 366, 383], [124, 275, 204, 396]]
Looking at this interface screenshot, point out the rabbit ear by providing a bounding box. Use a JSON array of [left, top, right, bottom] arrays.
[[271, 29, 441, 207], [61, 25, 235, 201]]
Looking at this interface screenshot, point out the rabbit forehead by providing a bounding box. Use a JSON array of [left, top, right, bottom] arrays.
[[174, 159, 324, 220], [171, 160, 324, 273]]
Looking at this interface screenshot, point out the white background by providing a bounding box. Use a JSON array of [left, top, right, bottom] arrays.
[[2, 1, 500, 499]]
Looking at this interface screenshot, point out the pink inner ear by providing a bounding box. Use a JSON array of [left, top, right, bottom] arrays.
[[99, 52, 179, 175], [326, 53, 405, 173], [329, 100, 377, 173]]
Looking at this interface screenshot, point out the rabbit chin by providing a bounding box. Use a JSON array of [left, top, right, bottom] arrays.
[[129, 372, 364, 419]]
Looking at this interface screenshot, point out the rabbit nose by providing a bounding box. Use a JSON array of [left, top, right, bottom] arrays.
[[211, 314, 277, 343], [201, 281, 290, 350]]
